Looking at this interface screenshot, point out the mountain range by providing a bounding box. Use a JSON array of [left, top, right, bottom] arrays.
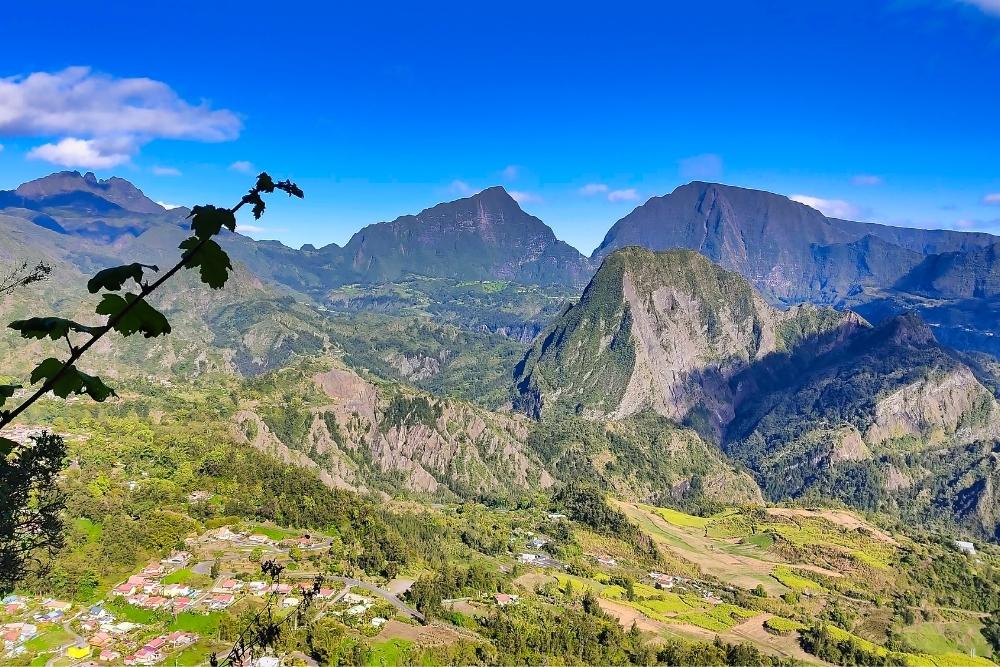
[[5, 171, 998, 354], [3, 170, 1000, 538]]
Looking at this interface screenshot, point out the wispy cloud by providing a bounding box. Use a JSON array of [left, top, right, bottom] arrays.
[[789, 194, 861, 219], [952, 217, 1000, 230], [448, 180, 474, 196], [152, 165, 181, 176], [983, 193, 1000, 204], [156, 200, 183, 210], [851, 174, 883, 186], [1, 67, 241, 168], [958, 0, 1000, 16], [608, 188, 640, 202], [239, 224, 287, 235], [501, 165, 519, 181], [578, 183, 609, 196], [229, 160, 254, 173], [509, 190, 542, 204], [678, 153, 723, 181]]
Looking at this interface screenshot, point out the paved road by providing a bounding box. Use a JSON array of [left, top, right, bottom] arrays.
[[46, 611, 84, 667]]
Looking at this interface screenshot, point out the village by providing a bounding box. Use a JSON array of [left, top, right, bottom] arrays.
[[2, 508, 733, 666], [0, 523, 419, 666]]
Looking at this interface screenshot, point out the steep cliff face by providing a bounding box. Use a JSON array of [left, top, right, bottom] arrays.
[[305, 366, 553, 497], [592, 181, 996, 305], [515, 247, 861, 437]]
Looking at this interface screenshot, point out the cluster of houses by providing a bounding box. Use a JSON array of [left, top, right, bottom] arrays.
[[649, 571, 676, 589], [2, 620, 38, 655], [649, 572, 722, 603], [328, 592, 387, 628], [209, 578, 336, 611], [122, 631, 197, 666], [111, 553, 200, 612], [69, 604, 143, 663], [204, 526, 278, 547]]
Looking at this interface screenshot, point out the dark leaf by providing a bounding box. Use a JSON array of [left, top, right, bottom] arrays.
[[242, 191, 266, 219], [30, 358, 115, 401], [275, 179, 304, 198], [30, 358, 64, 386], [255, 172, 276, 193], [95, 293, 172, 338], [87, 263, 159, 293], [8, 317, 100, 340], [77, 369, 116, 402], [0, 384, 19, 408], [188, 205, 236, 239], [0, 437, 17, 456], [179, 237, 233, 289]]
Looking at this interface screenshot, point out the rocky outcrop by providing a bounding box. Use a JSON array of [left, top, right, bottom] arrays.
[[866, 366, 998, 446], [232, 410, 359, 490], [312, 366, 552, 497]]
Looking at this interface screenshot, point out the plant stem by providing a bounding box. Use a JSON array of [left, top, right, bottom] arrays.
[[0, 197, 249, 432]]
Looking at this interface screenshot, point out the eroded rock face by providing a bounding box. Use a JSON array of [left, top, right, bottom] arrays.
[[829, 426, 871, 464], [306, 366, 551, 497], [866, 367, 998, 446]]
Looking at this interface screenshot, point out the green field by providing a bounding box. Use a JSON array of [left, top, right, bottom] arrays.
[[902, 620, 993, 659], [24, 628, 72, 652], [368, 638, 415, 667], [169, 611, 224, 635], [771, 566, 827, 594]]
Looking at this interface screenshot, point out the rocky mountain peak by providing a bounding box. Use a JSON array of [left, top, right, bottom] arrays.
[[13, 170, 164, 214]]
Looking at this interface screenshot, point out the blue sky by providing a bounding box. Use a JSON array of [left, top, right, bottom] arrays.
[[1, 0, 999, 254]]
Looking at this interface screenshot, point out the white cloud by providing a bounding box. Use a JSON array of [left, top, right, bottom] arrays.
[[789, 194, 861, 219], [239, 224, 287, 235], [509, 190, 542, 204], [852, 174, 883, 186], [959, 0, 1000, 16], [501, 165, 519, 181], [27, 137, 132, 169], [229, 160, 254, 173], [608, 188, 640, 202], [152, 165, 181, 176], [578, 183, 608, 196], [678, 153, 724, 181], [0, 67, 241, 168], [156, 201, 183, 210], [983, 193, 1000, 204], [448, 180, 474, 196], [0, 144, 4, 152], [955, 218, 978, 229]]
